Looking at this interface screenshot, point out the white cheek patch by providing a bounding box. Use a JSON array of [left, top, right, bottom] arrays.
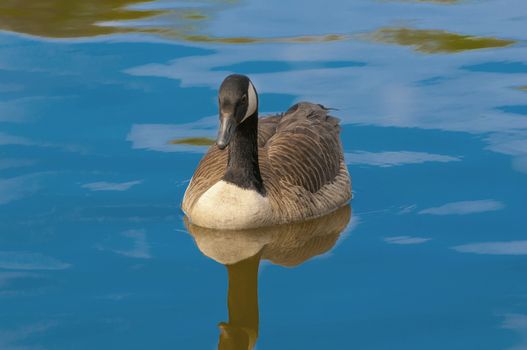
[[242, 81, 258, 122]]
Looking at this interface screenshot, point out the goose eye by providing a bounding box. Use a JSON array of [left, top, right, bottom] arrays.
[[241, 95, 247, 104]]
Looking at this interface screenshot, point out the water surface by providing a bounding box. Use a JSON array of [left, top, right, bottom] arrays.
[[1, 0, 527, 349]]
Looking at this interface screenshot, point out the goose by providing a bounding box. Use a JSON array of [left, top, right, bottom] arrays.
[[182, 74, 352, 229]]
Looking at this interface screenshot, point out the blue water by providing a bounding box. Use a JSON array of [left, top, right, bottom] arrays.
[[1, 0, 527, 349]]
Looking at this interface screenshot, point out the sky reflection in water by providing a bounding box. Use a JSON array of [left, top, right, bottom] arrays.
[[0, 0, 527, 349]]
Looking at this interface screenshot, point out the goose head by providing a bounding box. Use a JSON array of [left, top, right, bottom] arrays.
[[217, 74, 259, 150]]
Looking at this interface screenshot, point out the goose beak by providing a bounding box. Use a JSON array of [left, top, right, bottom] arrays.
[[217, 114, 236, 150]]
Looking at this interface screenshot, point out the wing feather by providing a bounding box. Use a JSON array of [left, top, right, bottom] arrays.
[[266, 102, 342, 194], [182, 145, 227, 213]]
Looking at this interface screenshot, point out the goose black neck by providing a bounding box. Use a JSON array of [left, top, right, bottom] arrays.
[[223, 113, 265, 195]]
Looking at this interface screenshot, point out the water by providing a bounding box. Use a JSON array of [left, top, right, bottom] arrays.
[[0, 0, 526, 349]]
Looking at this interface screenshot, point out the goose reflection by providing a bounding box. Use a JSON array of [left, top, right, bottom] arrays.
[[185, 205, 352, 350]]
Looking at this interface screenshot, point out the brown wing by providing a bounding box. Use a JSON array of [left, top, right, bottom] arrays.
[[265, 102, 342, 193], [258, 114, 281, 146], [182, 145, 227, 213]]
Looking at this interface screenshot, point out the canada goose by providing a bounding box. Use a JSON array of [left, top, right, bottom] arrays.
[[182, 74, 352, 229], [185, 205, 352, 350]]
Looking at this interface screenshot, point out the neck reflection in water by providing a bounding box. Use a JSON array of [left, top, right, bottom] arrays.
[[185, 205, 352, 350]]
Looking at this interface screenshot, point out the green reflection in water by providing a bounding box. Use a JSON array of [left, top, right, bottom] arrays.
[[178, 33, 348, 44], [515, 86, 527, 92], [0, 0, 162, 38], [170, 137, 215, 146], [182, 12, 208, 21], [186, 205, 352, 349], [1, 1, 513, 49], [371, 27, 516, 53], [0, 0, 348, 43]]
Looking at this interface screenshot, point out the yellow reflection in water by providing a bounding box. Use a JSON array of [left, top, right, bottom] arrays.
[[0, 0, 348, 43], [0, 0, 515, 49], [370, 27, 516, 53], [177, 33, 348, 44], [169, 137, 215, 146], [185, 205, 352, 350], [0, 0, 162, 38]]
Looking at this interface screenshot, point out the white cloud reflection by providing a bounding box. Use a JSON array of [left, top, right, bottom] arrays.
[[0, 322, 56, 350], [502, 314, 527, 350], [0, 252, 70, 270], [0, 174, 41, 205], [127, 116, 217, 153], [384, 236, 431, 245], [115, 230, 151, 259], [82, 180, 142, 191], [0, 159, 36, 170], [0, 272, 34, 288], [0, 132, 34, 146], [452, 241, 527, 255], [419, 200, 504, 215], [346, 151, 460, 167], [0, 132, 85, 154], [512, 156, 527, 175], [0, 96, 57, 123], [109, 230, 151, 259]]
